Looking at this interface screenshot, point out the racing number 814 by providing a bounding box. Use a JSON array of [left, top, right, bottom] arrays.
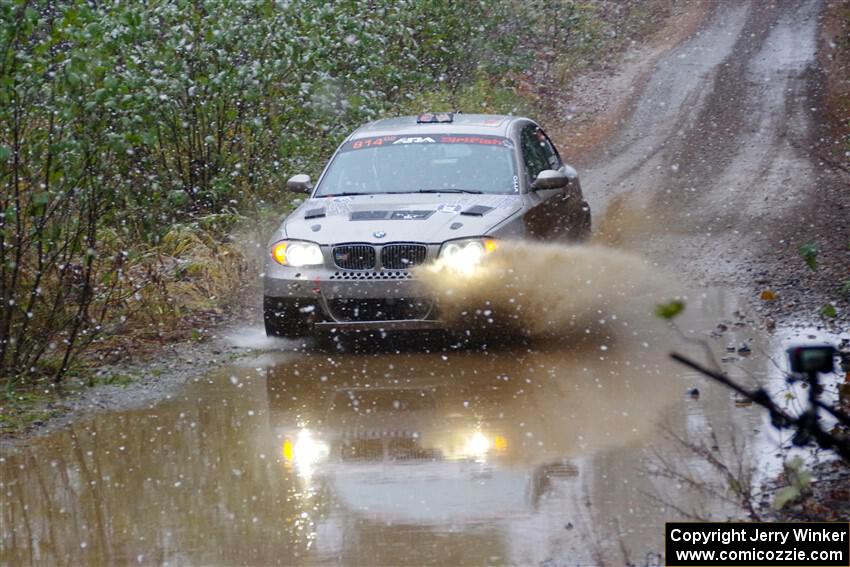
[[351, 138, 385, 149]]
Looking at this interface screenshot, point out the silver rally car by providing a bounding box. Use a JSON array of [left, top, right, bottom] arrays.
[[264, 112, 591, 338]]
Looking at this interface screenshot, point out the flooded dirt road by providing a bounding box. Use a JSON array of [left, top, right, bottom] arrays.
[[3, 290, 838, 565], [0, 310, 759, 564], [1, 0, 843, 565]]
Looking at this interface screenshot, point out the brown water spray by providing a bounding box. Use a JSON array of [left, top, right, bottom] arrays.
[[415, 241, 677, 339]]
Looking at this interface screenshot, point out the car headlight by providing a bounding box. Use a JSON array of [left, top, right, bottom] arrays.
[[282, 428, 329, 478], [270, 240, 324, 267], [438, 238, 497, 272]]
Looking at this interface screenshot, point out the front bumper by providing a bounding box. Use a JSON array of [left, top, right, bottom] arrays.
[[314, 319, 444, 332], [264, 266, 443, 331]]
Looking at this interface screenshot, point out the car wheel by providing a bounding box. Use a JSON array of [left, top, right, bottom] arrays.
[[263, 296, 312, 338]]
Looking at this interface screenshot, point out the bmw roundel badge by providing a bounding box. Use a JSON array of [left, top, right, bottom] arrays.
[[373, 231, 386, 238]]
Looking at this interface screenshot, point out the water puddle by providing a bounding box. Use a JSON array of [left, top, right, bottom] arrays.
[[1, 289, 844, 565]]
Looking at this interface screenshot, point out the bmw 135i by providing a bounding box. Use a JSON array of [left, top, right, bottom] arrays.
[[264, 112, 591, 338]]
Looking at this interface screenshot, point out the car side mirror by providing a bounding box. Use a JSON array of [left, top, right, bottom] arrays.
[[532, 169, 568, 190], [287, 174, 313, 193]]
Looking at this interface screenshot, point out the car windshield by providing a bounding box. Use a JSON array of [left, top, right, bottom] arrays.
[[315, 134, 518, 197]]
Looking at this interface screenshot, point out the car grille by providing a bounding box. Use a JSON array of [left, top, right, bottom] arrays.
[[381, 244, 427, 269], [332, 244, 376, 270], [340, 437, 441, 462], [328, 270, 413, 281], [327, 298, 432, 322]]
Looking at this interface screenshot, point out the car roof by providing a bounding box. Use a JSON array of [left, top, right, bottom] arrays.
[[349, 114, 528, 140]]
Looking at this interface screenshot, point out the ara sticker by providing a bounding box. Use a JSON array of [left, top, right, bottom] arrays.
[[392, 136, 436, 144], [437, 203, 463, 214]]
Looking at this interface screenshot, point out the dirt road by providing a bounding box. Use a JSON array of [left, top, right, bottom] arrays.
[[1, 1, 847, 565], [581, 0, 847, 323]]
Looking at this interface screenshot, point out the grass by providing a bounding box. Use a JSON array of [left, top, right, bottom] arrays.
[[94, 374, 134, 387], [0, 388, 65, 434]]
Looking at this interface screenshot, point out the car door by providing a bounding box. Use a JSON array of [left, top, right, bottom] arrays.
[[537, 128, 586, 239], [520, 123, 573, 238]]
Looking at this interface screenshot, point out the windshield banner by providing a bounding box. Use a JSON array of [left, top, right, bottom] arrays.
[[342, 134, 514, 152]]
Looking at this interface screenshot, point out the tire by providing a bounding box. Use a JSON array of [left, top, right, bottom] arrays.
[[263, 296, 312, 339]]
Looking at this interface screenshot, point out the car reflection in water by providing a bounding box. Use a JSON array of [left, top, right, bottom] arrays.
[[264, 340, 682, 563], [277, 384, 565, 523]]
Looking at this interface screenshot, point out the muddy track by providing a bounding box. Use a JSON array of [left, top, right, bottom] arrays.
[[581, 0, 847, 325], [1, 3, 848, 566], [4, 0, 843, 448], [3, 1, 843, 448]]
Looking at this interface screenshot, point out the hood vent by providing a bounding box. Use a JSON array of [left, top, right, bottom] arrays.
[[460, 205, 493, 217], [350, 210, 434, 221], [304, 207, 326, 219]]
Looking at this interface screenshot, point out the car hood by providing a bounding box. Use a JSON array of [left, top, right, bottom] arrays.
[[281, 193, 522, 244]]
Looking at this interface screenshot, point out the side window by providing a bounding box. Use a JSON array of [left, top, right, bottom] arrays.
[[520, 125, 549, 180], [537, 129, 561, 170]]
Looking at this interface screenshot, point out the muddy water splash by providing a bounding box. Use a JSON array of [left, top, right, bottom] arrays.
[[590, 190, 657, 249], [416, 241, 677, 338]]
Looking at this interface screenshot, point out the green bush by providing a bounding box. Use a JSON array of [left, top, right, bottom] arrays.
[[0, 0, 520, 384], [0, 0, 638, 385]]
